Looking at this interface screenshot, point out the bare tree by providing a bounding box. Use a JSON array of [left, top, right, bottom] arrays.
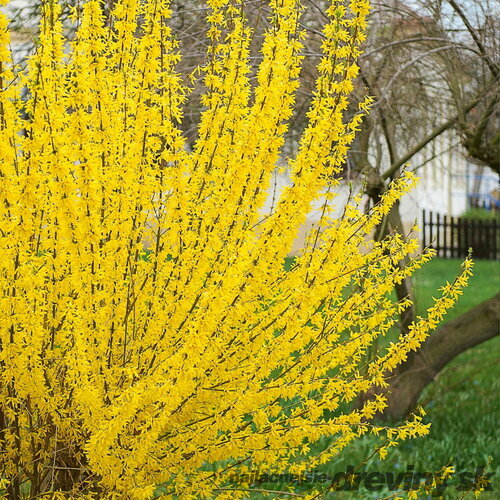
[[292, 0, 498, 418], [346, 0, 499, 419]]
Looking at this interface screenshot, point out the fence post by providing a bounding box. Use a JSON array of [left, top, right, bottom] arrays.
[[436, 212, 441, 257], [443, 215, 448, 259], [429, 210, 434, 251], [462, 216, 468, 258], [422, 209, 426, 250]]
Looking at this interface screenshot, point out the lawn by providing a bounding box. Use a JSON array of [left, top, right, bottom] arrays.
[[247, 258, 500, 499]]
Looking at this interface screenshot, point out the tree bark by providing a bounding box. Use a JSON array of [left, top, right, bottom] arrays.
[[379, 293, 500, 421]]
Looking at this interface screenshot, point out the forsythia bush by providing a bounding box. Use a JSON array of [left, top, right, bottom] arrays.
[[0, 0, 471, 498]]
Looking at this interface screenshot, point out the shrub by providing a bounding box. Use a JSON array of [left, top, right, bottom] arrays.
[[461, 207, 499, 221], [0, 0, 470, 498]]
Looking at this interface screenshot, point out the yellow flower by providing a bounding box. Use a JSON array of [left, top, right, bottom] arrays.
[[0, 0, 468, 497]]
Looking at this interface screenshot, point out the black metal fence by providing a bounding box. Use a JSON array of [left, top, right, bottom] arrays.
[[422, 209, 499, 260]]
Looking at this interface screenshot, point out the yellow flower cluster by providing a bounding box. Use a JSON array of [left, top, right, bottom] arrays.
[[0, 0, 469, 498]]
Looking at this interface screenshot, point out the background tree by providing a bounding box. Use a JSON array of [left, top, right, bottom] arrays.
[[354, 0, 500, 419], [267, 0, 499, 419]]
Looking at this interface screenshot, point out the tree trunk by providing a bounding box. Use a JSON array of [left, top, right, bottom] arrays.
[[379, 293, 500, 421]]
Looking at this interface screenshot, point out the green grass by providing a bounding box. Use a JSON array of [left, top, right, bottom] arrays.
[[247, 258, 500, 499], [412, 258, 499, 320]]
